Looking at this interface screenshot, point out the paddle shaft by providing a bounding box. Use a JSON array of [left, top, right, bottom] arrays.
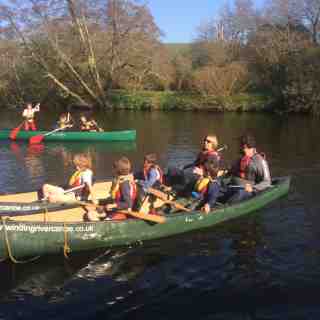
[[76, 201, 166, 223], [29, 126, 70, 144], [146, 187, 190, 212]]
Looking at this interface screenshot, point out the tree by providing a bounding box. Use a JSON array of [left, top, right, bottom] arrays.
[[302, 0, 320, 44], [0, 0, 161, 109]]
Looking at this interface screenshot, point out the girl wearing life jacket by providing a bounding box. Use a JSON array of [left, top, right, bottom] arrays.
[[138, 153, 163, 192], [22, 102, 40, 131], [42, 153, 95, 203], [228, 133, 271, 203]]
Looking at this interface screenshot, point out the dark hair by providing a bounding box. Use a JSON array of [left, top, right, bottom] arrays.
[[240, 133, 256, 149], [203, 158, 220, 178], [114, 157, 131, 175], [144, 153, 157, 165]]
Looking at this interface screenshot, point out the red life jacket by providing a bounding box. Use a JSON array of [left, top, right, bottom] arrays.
[[239, 153, 265, 179], [198, 150, 220, 167], [143, 165, 163, 184], [115, 180, 137, 205]]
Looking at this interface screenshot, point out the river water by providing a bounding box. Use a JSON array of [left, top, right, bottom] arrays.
[[0, 110, 319, 319]]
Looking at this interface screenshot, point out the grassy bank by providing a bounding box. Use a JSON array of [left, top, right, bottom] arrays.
[[108, 90, 274, 112]]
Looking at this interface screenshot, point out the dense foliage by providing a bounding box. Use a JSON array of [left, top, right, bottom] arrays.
[[0, 0, 319, 114]]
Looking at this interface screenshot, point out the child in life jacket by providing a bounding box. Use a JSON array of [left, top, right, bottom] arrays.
[[22, 102, 40, 131], [42, 153, 95, 203], [193, 158, 223, 213], [87, 157, 137, 221], [56, 112, 73, 130], [79, 115, 103, 132], [136, 153, 164, 192]]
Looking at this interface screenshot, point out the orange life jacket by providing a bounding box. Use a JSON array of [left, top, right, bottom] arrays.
[[69, 170, 83, 187], [111, 174, 137, 207]]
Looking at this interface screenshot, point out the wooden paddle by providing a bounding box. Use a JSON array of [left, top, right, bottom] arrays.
[[146, 187, 191, 212], [9, 121, 25, 140], [75, 201, 166, 224], [29, 126, 70, 144]]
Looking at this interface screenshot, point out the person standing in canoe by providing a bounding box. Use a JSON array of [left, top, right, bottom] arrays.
[[87, 157, 137, 221], [42, 153, 95, 203], [22, 102, 40, 131], [227, 133, 271, 203], [79, 115, 103, 132]]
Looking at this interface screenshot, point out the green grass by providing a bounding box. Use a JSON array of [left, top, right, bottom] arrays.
[[108, 90, 273, 112]]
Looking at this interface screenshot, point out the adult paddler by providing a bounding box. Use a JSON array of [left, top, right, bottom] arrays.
[[226, 133, 271, 203], [22, 102, 40, 131], [166, 134, 223, 194]]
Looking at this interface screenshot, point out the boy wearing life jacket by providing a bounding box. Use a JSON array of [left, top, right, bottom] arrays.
[[194, 158, 222, 213], [137, 153, 163, 192], [22, 102, 40, 131], [228, 133, 271, 203], [42, 153, 95, 203], [87, 157, 137, 221]]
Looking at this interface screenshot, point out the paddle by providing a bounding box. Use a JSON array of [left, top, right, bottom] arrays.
[[29, 126, 70, 144], [9, 121, 25, 140], [145, 187, 191, 212], [76, 201, 166, 224]]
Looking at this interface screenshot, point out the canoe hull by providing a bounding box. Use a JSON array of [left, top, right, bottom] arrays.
[[0, 177, 290, 261], [0, 129, 136, 141]]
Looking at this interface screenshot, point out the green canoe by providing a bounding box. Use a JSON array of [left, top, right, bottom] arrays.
[[0, 129, 136, 141], [0, 177, 290, 261]]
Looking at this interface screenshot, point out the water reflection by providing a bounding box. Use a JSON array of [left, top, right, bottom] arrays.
[[0, 140, 136, 194], [2, 111, 320, 318]]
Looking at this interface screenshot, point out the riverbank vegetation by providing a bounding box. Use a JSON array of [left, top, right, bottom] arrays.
[[0, 0, 319, 114]]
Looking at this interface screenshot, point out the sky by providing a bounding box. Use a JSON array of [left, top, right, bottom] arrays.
[[147, 0, 265, 43]]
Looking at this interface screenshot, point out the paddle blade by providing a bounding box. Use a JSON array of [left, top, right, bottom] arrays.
[[9, 125, 22, 140], [29, 135, 44, 144]]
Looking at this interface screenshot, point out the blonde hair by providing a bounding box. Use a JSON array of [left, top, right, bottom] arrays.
[[205, 135, 218, 150], [73, 153, 92, 170]]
